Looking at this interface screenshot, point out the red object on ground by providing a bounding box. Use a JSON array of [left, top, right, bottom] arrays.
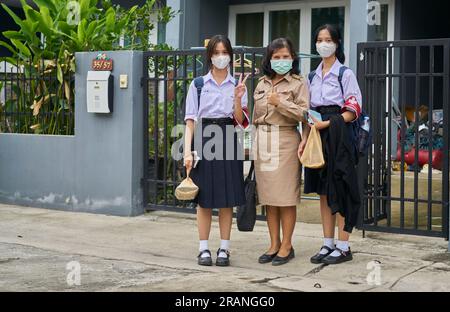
[[396, 147, 443, 170]]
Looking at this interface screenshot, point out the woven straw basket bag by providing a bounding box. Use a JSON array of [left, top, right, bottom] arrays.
[[175, 175, 199, 201]]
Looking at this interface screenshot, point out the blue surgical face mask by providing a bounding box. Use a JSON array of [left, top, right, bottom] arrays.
[[270, 59, 293, 75]]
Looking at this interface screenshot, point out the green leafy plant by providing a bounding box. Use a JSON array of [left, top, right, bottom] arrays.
[[0, 0, 176, 135]]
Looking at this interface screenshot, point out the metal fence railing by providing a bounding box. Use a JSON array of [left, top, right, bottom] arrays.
[[0, 59, 74, 135], [142, 48, 268, 217], [357, 39, 449, 239]]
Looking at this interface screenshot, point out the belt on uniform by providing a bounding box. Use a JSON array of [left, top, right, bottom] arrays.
[[257, 124, 298, 132], [312, 105, 341, 114], [201, 118, 234, 125]]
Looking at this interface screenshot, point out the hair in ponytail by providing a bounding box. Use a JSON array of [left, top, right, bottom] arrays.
[[314, 24, 345, 64]]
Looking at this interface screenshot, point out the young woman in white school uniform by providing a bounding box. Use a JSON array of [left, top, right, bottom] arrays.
[[300, 24, 363, 265], [183, 35, 250, 267]]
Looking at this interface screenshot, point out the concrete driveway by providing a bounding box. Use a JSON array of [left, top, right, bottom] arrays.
[[0, 204, 449, 292]]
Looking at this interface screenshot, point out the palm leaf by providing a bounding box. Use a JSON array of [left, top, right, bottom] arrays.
[[11, 39, 32, 58], [32, 0, 57, 14]]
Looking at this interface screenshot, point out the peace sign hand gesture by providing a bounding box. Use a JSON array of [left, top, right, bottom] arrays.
[[235, 73, 249, 100]]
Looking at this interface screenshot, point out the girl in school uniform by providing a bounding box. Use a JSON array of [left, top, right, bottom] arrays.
[[183, 35, 250, 267], [300, 24, 362, 265], [253, 38, 309, 266]]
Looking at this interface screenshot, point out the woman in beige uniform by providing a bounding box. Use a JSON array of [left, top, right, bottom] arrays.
[[253, 38, 309, 266]]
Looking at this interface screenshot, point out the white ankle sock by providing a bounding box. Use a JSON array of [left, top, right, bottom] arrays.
[[219, 240, 230, 258], [330, 240, 349, 257], [319, 238, 335, 255], [199, 240, 210, 258], [336, 240, 349, 251]]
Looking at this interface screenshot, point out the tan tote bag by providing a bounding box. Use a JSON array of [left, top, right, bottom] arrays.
[[175, 171, 199, 201], [300, 125, 325, 169]]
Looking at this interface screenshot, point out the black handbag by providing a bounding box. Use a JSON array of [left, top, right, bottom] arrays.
[[237, 161, 257, 232]]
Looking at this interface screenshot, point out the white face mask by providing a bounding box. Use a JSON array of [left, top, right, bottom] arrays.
[[316, 42, 337, 58], [211, 54, 231, 70]]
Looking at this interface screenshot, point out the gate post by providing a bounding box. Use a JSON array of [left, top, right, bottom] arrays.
[[442, 40, 450, 250], [74, 51, 145, 216], [349, 0, 368, 72], [356, 42, 368, 230]]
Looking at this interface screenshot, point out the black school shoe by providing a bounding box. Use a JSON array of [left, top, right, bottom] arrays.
[[272, 248, 295, 266], [258, 251, 279, 264], [310, 245, 335, 264], [321, 248, 353, 265], [216, 249, 230, 267], [197, 250, 213, 266]]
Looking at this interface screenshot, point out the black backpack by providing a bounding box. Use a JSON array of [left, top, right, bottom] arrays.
[[193, 77, 205, 109], [308, 66, 372, 159]]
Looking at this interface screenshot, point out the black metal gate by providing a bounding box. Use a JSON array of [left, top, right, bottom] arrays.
[[357, 39, 449, 238], [142, 48, 266, 216]]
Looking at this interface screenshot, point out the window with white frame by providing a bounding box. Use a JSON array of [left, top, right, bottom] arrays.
[[236, 12, 264, 47], [269, 9, 301, 51], [310, 6, 345, 70], [367, 1, 394, 42], [229, 0, 395, 73]]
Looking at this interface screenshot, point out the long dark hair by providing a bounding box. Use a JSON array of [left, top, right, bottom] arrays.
[[314, 24, 345, 64], [261, 38, 300, 78], [206, 35, 233, 70]]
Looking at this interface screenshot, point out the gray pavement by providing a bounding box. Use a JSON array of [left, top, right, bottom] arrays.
[[0, 203, 449, 292]]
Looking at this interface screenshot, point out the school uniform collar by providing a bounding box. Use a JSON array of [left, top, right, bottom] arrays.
[[316, 58, 343, 78], [262, 73, 293, 84], [204, 70, 234, 86]]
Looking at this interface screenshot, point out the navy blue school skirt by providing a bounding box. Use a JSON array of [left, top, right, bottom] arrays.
[[190, 118, 246, 209], [303, 106, 353, 195]]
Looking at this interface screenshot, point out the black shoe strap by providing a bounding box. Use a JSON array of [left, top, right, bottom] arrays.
[[217, 248, 230, 258], [335, 247, 350, 256], [198, 249, 212, 258], [320, 245, 334, 253]]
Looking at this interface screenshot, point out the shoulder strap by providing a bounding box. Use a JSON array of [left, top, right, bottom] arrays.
[[247, 161, 255, 181], [338, 66, 349, 96], [308, 70, 316, 84], [193, 77, 204, 110]]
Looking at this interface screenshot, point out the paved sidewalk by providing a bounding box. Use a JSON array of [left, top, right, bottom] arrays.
[[0, 203, 449, 292]]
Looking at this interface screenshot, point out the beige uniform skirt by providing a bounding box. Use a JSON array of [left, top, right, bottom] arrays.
[[253, 125, 301, 207]]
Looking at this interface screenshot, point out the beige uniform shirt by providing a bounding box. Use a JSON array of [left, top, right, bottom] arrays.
[[252, 73, 309, 126]]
